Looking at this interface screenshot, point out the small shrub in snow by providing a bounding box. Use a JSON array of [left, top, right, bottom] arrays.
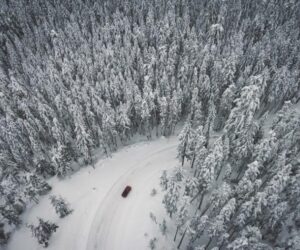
[[159, 219, 167, 235], [50, 196, 73, 218], [149, 212, 157, 224], [28, 218, 58, 247], [0, 223, 10, 245], [150, 188, 157, 196], [149, 237, 157, 250], [160, 171, 168, 191]]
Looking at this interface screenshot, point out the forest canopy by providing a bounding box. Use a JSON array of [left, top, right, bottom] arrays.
[[0, 0, 299, 248]]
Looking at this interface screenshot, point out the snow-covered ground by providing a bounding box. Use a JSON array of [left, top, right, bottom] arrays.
[[6, 136, 179, 250]]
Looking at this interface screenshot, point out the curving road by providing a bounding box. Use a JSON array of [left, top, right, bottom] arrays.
[[7, 136, 178, 250]]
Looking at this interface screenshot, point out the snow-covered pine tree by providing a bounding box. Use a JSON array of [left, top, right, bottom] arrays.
[[51, 143, 72, 178], [159, 219, 167, 236], [160, 170, 169, 191], [214, 84, 236, 131], [187, 214, 208, 247], [49, 196, 72, 218], [26, 174, 51, 196], [224, 84, 261, 169], [28, 218, 58, 247], [188, 126, 206, 169], [177, 118, 193, 166], [74, 118, 93, 165], [204, 96, 216, 145], [205, 198, 236, 249], [174, 196, 190, 241], [115, 103, 131, 143], [163, 178, 181, 218], [159, 96, 170, 137]]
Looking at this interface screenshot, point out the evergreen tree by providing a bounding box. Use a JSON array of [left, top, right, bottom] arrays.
[[51, 143, 72, 178], [174, 196, 189, 241], [74, 120, 93, 165], [177, 119, 193, 166], [163, 179, 181, 218], [224, 84, 261, 166], [160, 170, 169, 191], [159, 219, 167, 236], [49, 196, 73, 218], [28, 218, 58, 247]]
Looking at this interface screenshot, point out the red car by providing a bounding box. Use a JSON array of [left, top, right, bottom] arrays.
[[122, 185, 132, 198]]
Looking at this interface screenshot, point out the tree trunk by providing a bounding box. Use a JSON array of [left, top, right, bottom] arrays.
[[177, 226, 188, 249], [174, 226, 180, 241], [193, 169, 197, 177], [155, 111, 159, 137], [200, 203, 210, 216], [204, 237, 212, 250], [198, 192, 205, 210], [148, 123, 152, 139], [216, 164, 223, 181], [191, 154, 196, 168], [235, 165, 244, 181], [190, 190, 201, 203], [182, 140, 187, 166]]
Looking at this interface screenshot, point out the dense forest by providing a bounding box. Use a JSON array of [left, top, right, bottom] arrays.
[[0, 0, 299, 249]]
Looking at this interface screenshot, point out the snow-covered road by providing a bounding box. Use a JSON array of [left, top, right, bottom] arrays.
[[7, 136, 178, 250]]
